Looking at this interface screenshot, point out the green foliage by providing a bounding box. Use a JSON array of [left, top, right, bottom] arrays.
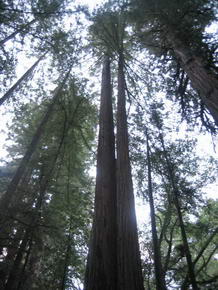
[[0, 76, 96, 289]]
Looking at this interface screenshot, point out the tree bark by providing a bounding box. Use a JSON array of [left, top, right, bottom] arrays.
[[146, 133, 167, 290], [0, 19, 37, 46], [167, 28, 218, 125], [84, 56, 117, 290], [116, 54, 144, 290], [0, 52, 46, 106], [0, 67, 72, 212]]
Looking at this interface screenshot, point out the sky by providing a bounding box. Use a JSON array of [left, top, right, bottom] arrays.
[[75, 0, 105, 11]]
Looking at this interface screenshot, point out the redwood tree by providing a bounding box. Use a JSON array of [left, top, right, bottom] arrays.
[[129, 0, 218, 125], [85, 55, 117, 290], [116, 53, 144, 290]]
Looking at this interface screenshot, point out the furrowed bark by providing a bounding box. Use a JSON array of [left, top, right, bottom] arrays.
[[116, 54, 144, 290], [84, 56, 117, 290], [0, 52, 46, 106], [167, 29, 218, 125]]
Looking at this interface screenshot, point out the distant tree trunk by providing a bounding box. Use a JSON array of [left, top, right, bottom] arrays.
[[159, 133, 199, 290], [116, 53, 144, 290], [60, 234, 71, 290], [4, 229, 31, 290], [0, 19, 37, 46], [146, 132, 167, 290], [4, 175, 52, 290], [17, 236, 33, 290], [167, 28, 218, 125], [0, 67, 72, 212], [0, 52, 46, 106], [0, 109, 69, 287], [0, 226, 24, 286], [84, 56, 117, 290]]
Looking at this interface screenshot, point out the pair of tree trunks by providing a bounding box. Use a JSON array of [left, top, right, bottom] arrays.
[[85, 55, 144, 290], [167, 28, 218, 125]]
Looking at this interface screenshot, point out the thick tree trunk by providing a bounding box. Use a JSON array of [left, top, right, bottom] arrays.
[[0, 52, 46, 106], [146, 134, 167, 290], [159, 133, 199, 290], [84, 56, 117, 290], [167, 29, 218, 125], [116, 54, 144, 290], [0, 19, 36, 46], [0, 67, 72, 212]]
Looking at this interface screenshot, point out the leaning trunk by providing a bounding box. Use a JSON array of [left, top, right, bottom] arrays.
[[167, 28, 218, 125], [146, 134, 167, 290], [116, 54, 144, 290], [0, 19, 37, 46], [84, 56, 117, 290], [0, 67, 72, 212], [159, 133, 199, 290], [0, 52, 46, 106]]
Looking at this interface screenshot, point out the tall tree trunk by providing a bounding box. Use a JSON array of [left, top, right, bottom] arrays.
[[0, 67, 72, 212], [167, 28, 218, 125], [0, 19, 37, 46], [84, 56, 117, 290], [116, 53, 144, 290], [146, 133, 167, 290], [159, 133, 199, 290], [0, 52, 46, 106]]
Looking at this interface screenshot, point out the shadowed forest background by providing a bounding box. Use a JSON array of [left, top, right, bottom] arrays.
[[0, 0, 218, 289]]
